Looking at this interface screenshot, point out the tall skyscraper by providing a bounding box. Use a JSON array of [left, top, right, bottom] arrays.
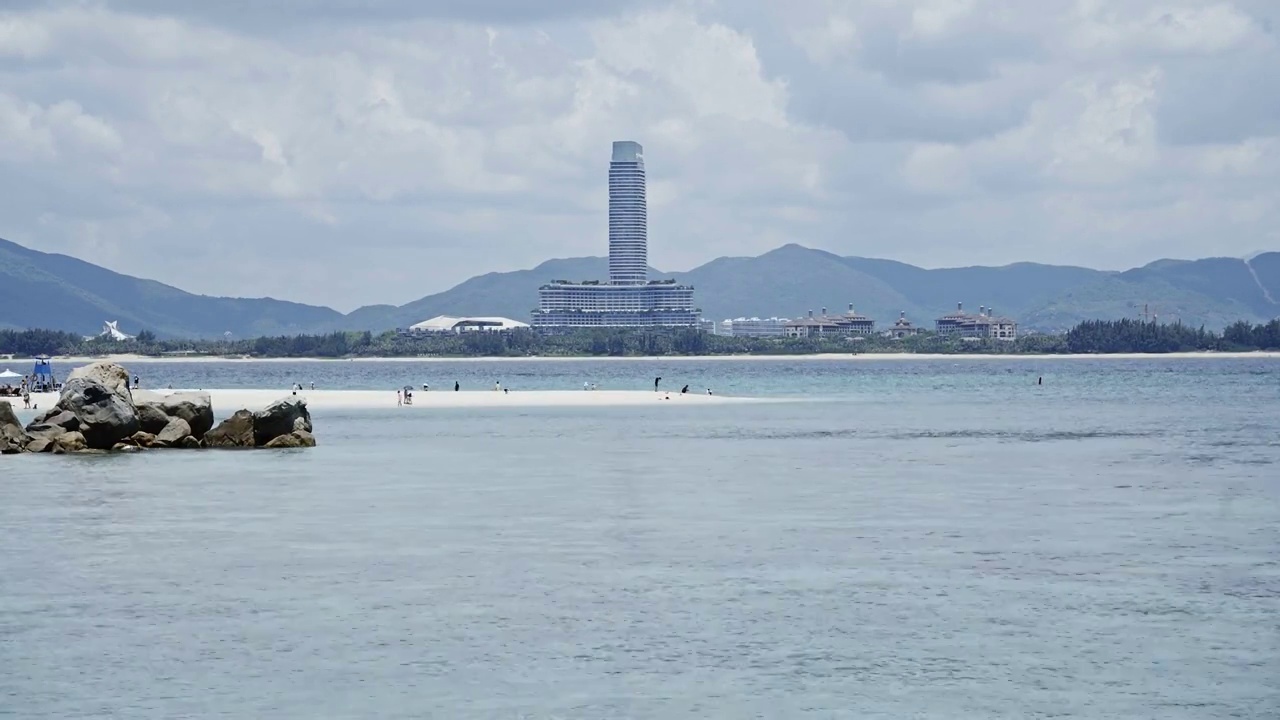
[[608, 140, 647, 284], [531, 141, 698, 329]]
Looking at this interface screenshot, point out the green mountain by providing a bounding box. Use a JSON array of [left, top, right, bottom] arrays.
[[0, 237, 342, 338], [2, 235, 1276, 336]]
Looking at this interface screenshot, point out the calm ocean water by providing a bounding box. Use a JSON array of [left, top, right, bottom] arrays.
[[2, 358, 1278, 718]]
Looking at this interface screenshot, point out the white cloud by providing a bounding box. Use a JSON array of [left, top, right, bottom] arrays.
[[0, 0, 1276, 310]]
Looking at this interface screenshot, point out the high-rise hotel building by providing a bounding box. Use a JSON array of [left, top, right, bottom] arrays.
[[531, 141, 699, 329]]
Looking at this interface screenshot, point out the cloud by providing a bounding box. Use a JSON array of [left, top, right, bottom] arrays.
[[0, 0, 1276, 312]]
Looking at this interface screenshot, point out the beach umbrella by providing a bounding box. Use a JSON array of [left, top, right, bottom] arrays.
[[0, 369, 21, 379]]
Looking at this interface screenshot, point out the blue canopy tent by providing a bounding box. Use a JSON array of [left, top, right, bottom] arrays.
[[31, 355, 55, 392]]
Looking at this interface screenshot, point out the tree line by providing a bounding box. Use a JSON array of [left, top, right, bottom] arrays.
[[2, 318, 1278, 359]]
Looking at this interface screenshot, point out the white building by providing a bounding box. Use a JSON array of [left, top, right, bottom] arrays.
[[407, 316, 529, 333], [532, 141, 698, 329], [716, 317, 791, 337], [935, 303, 1017, 340]]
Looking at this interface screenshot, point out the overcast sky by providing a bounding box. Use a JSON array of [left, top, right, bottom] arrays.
[[2, 0, 1278, 310]]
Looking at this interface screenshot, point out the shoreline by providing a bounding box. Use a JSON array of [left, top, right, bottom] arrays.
[[12, 351, 1280, 364], [15, 389, 769, 412]]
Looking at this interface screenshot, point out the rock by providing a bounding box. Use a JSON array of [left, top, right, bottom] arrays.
[[111, 443, 142, 453], [66, 362, 134, 406], [263, 430, 317, 449], [1, 401, 30, 454], [52, 432, 87, 453], [0, 400, 23, 433], [24, 409, 81, 439], [129, 431, 157, 448], [56, 378, 140, 450], [160, 392, 214, 439], [154, 417, 192, 447], [253, 396, 312, 447], [25, 437, 54, 453], [203, 410, 255, 448], [179, 435, 202, 449], [136, 402, 172, 435]]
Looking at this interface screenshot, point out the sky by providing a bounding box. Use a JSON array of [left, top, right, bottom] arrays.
[[2, 0, 1278, 311]]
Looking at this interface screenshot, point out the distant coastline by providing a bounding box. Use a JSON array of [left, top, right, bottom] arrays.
[[30, 351, 1280, 364]]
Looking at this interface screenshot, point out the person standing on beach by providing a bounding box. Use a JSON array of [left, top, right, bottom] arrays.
[[454, 381, 460, 392], [397, 389, 402, 407], [654, 377, 662, 392], [494, 380, 501, 392]]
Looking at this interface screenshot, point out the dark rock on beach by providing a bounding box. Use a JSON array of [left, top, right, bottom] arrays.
[[1, 401, 30, 454], [56, 377, 139, 450], [253, 397, 312, 447], [155, 417, 193, 447], [203, 410, 256, 448], [135, 402, 172, 435], [5, 362, 316, 455], [161, 392, 214, 440], [263, 429, 317, 449]]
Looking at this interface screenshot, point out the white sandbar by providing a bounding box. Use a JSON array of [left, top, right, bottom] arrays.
[[20, 389, 760, 412]]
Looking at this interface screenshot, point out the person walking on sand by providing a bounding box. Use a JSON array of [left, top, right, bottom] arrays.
[[584, 381, 590, 391], [133, 375, 140, 389], [310, 381, 315, 390], [397, 389, 402, 407], [654, 376, 662, 392], [454, 381, 460, 392], [707, 388, 713, 396], [23, 391, 30, 409], [494, 380, 501, 392]]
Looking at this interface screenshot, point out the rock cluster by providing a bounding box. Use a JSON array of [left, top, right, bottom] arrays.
[[1, 362, 315, 455]]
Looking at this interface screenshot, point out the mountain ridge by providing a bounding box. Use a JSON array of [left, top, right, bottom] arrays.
[[2, 236, 1277, 337]]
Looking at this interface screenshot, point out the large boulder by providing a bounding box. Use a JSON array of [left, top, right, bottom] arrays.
[[56, 378, 140, 450], [203, 410, 255, 448], [263, 430, 317, 449], [52, 432, 87, 453], [25, 437, 54, 453], [0, 401, 29, 454], [154, 417, 192, 447], [135, 402, 172, 435], [160, 392, 214, 439], [66, 362, 134, 406], [253, 397, 312, 447]]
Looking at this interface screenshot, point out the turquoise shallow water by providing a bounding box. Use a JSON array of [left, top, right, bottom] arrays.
[[2, 358, 1278, 718]]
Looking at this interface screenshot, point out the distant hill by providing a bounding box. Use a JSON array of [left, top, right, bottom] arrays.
[[2, 235, 1276, 336], [0, 237, 342, 338]]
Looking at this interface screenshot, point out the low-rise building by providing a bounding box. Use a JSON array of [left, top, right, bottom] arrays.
[[406, 315, 530, 334], [884, 311, 924, 339], [785, 305, 877, 338], [934, 303, 1017, 340], [717, 317, 791, 337]]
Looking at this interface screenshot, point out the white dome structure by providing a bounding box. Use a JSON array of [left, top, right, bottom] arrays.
[[408, 315, 529, 333]]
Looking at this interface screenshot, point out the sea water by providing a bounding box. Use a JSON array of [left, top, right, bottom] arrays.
[[1, 358, 1277, 718]]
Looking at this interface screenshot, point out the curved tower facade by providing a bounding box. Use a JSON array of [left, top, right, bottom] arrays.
[[608, 140, 647, 285], [532, 140, 697, 329]]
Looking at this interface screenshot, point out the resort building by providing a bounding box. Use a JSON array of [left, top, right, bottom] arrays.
[[716, 317, 791, 337], [934, 303, 1018, 340], [405, 315, 529, 333], [531, 142, 698, 329], [884, 311, 924, 339], [784, 305, 877, 338]]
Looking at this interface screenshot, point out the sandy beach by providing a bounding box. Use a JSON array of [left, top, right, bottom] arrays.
[[18, 388, 764, 412], [13, 351, 1280, 365]]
